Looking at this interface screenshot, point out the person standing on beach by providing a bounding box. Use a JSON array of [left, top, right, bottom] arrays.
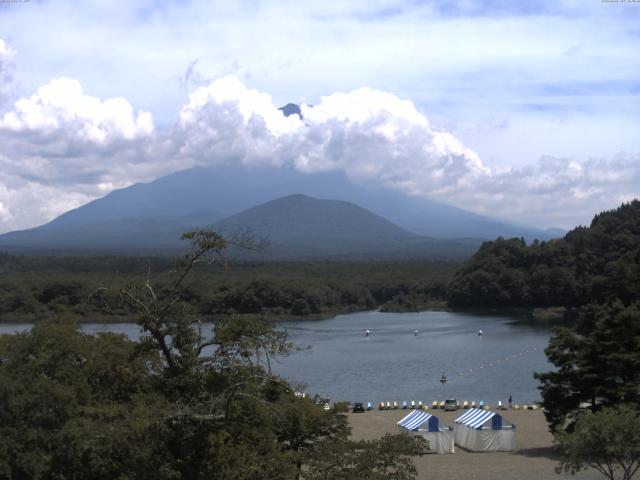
[[508, 395, 512, 408]]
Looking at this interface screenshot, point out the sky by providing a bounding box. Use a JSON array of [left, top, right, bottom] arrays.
[[0, 0, 638, 233]]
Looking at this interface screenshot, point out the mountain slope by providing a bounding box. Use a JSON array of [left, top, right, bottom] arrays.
[[0, 164, 562, 256], [215, 194, 479, 259], [0, 209, 224, 254], [18, 165, 561, 235]]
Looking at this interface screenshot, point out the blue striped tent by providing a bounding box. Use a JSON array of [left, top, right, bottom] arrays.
[[455, 408, 502, 429], [397, 410, 454, 453], [453, 408, 516, 452], [397, 410, 439, 432]]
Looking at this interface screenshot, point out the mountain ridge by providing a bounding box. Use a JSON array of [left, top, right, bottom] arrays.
[[0, 164, 564, 258]]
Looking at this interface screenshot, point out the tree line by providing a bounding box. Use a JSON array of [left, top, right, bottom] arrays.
[[0, 257, 455, 323], [448, 200, 640, 309]]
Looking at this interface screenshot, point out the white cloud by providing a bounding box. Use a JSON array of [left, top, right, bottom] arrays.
[[0, 171, 94, 232], [1, 0, 638, 167], [0, 71, 638, 234], [174, 75, 303, 167], [164, 77, 640, 230], [0, 77, 153, 142], [0, 73, 159, 232]]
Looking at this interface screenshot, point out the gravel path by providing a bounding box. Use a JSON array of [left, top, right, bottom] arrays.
[[348, 409, 604, 480]]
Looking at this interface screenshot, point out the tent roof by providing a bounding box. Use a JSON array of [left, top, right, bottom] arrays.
[[397, 410, 434, 431], [455, 408, 498, 429]]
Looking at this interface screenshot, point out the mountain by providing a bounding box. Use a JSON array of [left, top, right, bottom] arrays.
[[214, 194, 478, 259], [0, 209, 225, 255], [278, 103, 302, 118], [0, 164, 563, 256]]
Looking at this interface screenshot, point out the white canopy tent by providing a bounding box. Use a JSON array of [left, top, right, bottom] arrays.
[[397, 410, 454, 454], [453, 408, 516, 452]]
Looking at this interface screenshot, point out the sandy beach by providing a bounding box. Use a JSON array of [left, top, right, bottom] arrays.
[[348, 408, 603, 480]]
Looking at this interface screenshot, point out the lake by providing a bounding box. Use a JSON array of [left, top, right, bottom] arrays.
[[0, 310, 552, 406]]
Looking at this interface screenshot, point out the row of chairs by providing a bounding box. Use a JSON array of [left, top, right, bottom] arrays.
[[375, 400, 539, 411], [378, 401, 426, 410]]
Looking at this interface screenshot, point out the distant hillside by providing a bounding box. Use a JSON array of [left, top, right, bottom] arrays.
[[215, 194, 479, 259], [448, 200, 640, 308], [0, 164, 563, 256], [0, 190, 480, 259], [0, 210, 224, 255]]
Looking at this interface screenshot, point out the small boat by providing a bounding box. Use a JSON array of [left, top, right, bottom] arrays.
[[413, 329, 419, 336], [365, 329, 370, 337], [440, 372, 447, 384], [478, 330, 483, 336]]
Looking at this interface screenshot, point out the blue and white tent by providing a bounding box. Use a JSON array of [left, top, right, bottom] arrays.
[[453, 408, 516, 452], [397, 410, 454, 454]]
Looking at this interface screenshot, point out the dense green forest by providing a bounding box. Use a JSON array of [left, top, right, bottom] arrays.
[[448, 200, 640, 310], [0, 231, 427, 479], [0, 255, 455, 323], [3, 201, 640, 324]]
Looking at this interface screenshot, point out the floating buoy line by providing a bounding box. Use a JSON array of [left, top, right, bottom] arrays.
[[450, 346, 541, 379]]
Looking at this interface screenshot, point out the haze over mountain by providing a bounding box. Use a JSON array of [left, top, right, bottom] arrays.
[[215, 194, 480, 259], [0, 164, 563, 258]]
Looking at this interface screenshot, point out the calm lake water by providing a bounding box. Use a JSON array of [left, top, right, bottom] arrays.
[[0, 310, 552, 405]]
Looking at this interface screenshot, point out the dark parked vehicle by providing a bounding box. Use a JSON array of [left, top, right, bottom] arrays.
[[444, 399, 458, 411], [352, 402, 365, 413]]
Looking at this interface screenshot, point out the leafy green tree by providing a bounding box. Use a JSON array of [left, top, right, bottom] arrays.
[[0, 319, 164, 479], [0, 230, 428, 479], [304, 433, 429, 480], [535, 301, 640, 431], [448, 200, 640, 309], [555, 406, 640, 480]]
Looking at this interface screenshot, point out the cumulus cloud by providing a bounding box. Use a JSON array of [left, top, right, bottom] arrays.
[[174, 76, 303, 167], [0, 73, 159, 232], [0, 77, 153, 142], [0, 72, 638, 234], [0, 76, 157, 185], [0, 171, 94, 229], [169, 76, 640, 230]]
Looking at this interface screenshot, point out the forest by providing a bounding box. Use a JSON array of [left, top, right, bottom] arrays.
[[3, 201, 640, 324], [448, 200, 640, 311], [0, 255, 455, 323]]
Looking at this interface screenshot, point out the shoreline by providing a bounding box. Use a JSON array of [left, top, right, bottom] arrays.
[[0, 305, 557, 325]]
